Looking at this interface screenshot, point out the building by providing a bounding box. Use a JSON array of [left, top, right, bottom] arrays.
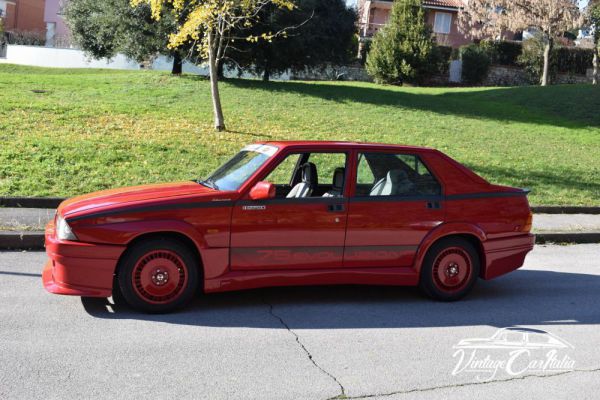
[[43, 0, 68, 47], [0, 0, 45, 33], [358, 0, 471, 48]]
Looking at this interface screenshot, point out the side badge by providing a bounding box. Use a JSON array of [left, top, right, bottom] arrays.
[[243, 205, 267, 211]]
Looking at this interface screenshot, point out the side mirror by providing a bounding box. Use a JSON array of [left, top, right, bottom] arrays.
[[249, 181, 275, 200]]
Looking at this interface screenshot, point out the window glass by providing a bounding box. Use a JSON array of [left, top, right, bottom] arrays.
[[203, 146, 277, 191], [264, 154, 301, 185], [354, 152, 441, 197], [307, 153, 347, 183], [356, 154, 375, 185], [433, 12, 452, 34]]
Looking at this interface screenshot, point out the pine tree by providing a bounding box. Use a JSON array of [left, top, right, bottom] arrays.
[[366, 0, 436, 85]]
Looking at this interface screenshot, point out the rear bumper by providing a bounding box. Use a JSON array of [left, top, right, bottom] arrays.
[[43, 223, 126, 297], [482, 233, 535, 280]]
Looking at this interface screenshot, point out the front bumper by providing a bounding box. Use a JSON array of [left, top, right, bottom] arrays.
[[43, 222, 126, 297], [482, 233, 535, 280]]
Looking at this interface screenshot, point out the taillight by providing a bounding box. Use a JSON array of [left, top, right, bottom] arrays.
[[522, 212, 533, 232]]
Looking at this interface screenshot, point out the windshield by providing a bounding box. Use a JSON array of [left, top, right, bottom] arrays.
[[201, 144, 278, 191]]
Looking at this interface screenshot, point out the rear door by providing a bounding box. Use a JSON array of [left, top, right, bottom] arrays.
[[344, 151, 445, 268], [230, 150, 350, 270]]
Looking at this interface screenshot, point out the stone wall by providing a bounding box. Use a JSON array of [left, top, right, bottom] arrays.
[[482, 65, 531, 86]]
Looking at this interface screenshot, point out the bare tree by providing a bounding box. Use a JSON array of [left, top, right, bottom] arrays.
[[458, 0, 581, 86], [587, 0, 600, 85]]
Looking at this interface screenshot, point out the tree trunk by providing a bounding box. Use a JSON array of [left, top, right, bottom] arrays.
[[217, 59, 224, 80], [541, 36, 553, 86], [171, 52, 183, 75], [262, 67, 270, 82], [208, 32, 225, 131], [593, 47, 598, 85]]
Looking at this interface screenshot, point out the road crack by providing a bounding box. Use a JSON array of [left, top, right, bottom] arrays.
[[346, 367, 600, 399], [263, 299, 346, 400]]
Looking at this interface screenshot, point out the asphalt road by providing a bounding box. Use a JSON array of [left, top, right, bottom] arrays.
[[1, 244, 599, 399]]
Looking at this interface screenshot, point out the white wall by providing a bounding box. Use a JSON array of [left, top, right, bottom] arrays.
[[0, 45, 142, 70], [0, 44, 302, 81]]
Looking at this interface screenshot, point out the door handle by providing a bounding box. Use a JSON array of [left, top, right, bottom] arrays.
[[327, 204, 345, 212], [426, 201, 441, 209]]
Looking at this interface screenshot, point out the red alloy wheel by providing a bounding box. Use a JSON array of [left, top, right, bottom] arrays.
[[131, 250, 188, 305], [431, 247, 473, 294]]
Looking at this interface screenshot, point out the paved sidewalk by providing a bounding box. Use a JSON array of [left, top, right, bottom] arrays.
[[1, 208, 600, 233]]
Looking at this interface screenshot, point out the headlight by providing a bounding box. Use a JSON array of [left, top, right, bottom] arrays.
[[56, 214, 78, 241]]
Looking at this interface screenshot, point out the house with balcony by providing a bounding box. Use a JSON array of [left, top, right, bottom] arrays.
[[358, 0, 471, 48]]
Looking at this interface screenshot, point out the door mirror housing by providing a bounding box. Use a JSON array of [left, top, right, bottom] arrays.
[[249, 181, 275, 200]]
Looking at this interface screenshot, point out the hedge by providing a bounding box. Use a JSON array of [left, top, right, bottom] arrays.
[[480, 40, 522, 66]]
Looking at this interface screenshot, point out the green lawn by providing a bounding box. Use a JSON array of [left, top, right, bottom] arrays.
[[0, 64, 599, 205]]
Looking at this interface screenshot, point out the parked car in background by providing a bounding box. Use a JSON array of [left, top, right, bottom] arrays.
[[43, 141, 534, 312]]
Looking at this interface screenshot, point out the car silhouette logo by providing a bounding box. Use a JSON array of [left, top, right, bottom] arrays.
[[453, 327, 574, 350]]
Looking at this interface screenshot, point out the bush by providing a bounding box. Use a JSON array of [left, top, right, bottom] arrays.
[[480, 40, 522, 66], [518, 35, 593, 84], [366, 0, 436, 84], [431, 45, 452, 75], [460, 44, 491, 84], [6, 30, 45, 46], [554, 47, 593, 75], [517, 35, 553, 84]]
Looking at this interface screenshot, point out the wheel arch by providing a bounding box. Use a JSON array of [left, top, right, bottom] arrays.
[[114, 230, 206, 291], [414, 223, 487, 278]]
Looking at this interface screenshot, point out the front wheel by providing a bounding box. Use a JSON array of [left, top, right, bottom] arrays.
[[117, 238, 200, 313], [419, 237, 480, 301]]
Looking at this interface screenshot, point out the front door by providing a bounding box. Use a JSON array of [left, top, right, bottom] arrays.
[[344, 151, 445, 268], [230, 151, 349, 270]]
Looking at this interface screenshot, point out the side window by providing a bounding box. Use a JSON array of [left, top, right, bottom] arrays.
[[307, 153, 347, 184], [262, 152, 347, 199], [355, 152, 441, 197], [264, 154, 301, 185]]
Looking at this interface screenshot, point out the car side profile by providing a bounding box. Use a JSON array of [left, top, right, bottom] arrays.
[[43, 141, 534, 313]]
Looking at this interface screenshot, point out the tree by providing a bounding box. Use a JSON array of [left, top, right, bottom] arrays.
[[230, 0, 357, 82], [587, 1, 600, 85], [136, 0, 295, 131], [365, 0, 436, 85], [64, 0, 192, 75], [458, 0, 581, 86]]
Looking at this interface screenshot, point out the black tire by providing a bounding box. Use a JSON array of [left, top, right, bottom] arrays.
[[117, 237, 200, 313], [419, 237, 480, 302]]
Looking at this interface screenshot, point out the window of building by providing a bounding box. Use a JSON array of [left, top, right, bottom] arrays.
[[433, 12, 452, 35]]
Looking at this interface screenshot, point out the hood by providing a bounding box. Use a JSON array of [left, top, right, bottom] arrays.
[[59, 181, 219, 218]]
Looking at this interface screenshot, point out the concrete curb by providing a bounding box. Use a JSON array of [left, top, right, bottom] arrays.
[[1, 231, 598, 250], [531, 206, 600, 214], [0, 232, 46, 250], [1, 197, 65, 209]]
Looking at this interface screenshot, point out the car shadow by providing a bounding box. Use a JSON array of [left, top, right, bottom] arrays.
[[82, 269, 600, 329]]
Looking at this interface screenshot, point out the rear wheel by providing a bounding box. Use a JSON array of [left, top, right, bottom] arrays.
[[118, 238, 199, 313], [419, 237, 480, 301]]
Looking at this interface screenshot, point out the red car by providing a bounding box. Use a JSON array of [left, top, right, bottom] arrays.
[[43, 141, 534, 312]]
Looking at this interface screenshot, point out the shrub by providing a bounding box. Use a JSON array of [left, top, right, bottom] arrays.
[[518, 35, 553, 84], [460, 44, 491, 84], [366, 0, 436, 84], [431, 45, 452, 75], [554, 47, 593, 75], [480, 40, 522, 66], [518, 34, 592, 84], [6, 30, 45, 46]]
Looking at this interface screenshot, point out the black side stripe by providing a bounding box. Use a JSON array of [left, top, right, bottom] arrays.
[[66, 201, 234, 222]]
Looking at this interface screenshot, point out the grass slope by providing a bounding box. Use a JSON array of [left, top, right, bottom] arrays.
[[0, 64, 599, 205]]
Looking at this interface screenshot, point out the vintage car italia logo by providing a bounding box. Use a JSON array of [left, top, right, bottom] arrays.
[[451, 327, 575, 381]]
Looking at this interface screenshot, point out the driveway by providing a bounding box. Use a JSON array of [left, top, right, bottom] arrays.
[[1, 244, 599, 399]]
